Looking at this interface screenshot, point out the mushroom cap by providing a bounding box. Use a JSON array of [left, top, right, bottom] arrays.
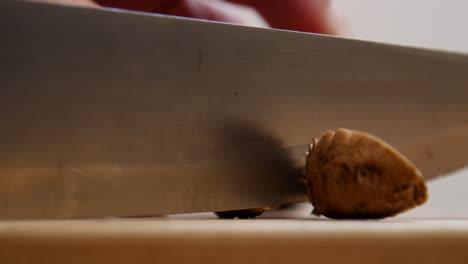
[[305, 129, 428, 219]]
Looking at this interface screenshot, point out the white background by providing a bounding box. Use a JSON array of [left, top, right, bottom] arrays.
[[337, 0, 468, 53]]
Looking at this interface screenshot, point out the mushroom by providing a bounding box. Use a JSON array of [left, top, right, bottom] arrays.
[[304, 129, 428, 219]]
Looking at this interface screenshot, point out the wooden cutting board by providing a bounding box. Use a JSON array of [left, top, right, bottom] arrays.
[[1, 218, 467, 264]]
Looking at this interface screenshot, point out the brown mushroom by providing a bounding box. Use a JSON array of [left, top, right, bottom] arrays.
[[304, 129, 428, 219]]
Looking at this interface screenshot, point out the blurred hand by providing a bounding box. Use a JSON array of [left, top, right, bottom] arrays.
[[41, 0, 351, 35]]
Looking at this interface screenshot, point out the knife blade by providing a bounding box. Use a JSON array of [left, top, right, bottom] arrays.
[[0, 0, 467, 219]]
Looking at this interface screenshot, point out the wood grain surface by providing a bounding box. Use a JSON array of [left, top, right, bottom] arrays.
[[1, 218, 468, 264]]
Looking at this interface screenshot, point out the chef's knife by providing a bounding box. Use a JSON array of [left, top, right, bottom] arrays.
[[0, 0, 467, 219]]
